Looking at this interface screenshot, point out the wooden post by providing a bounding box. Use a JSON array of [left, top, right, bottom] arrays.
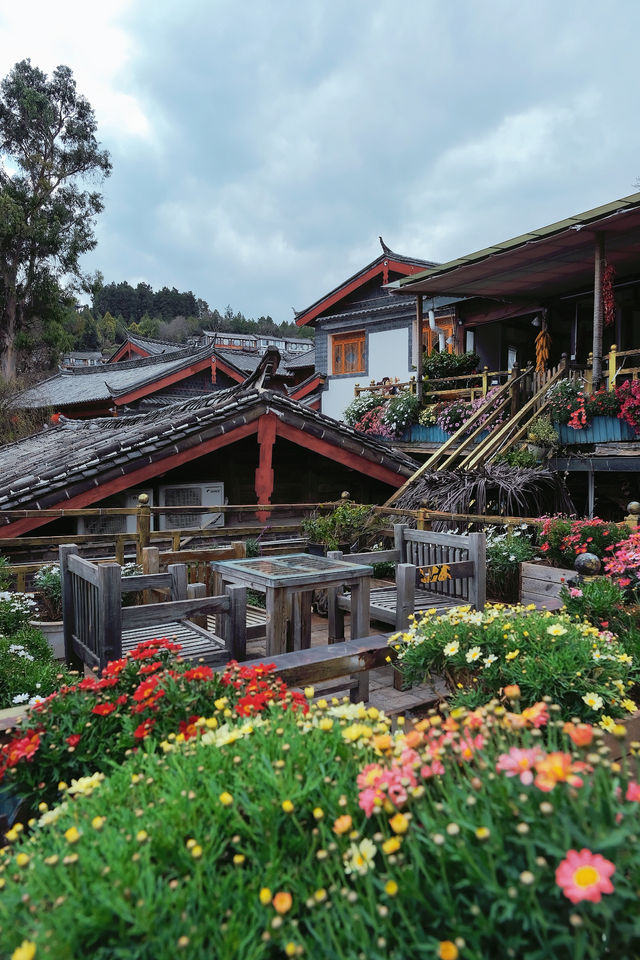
[[417, 508, 430, 531], [393, 524, 408, 564], [510, 361, 520, 418], [168, 563, 188, 602], [416, 295, 424, 404], [592, 232, 605, 389], [115, 535, 125, 566], [326, 550, 345, 643], [608, 344, 617, 391], [187, 582, 207, 629], [142, 546, 159, 604], [221, 584, 246, 661], [59, 543, 82, 670], [467, 532, 486, 610], [255, 414, 276, 523], [481, 366, 488, 397], [393, 563, 416, 690], [584, 352, 594, 394], [136, 493, 151, 564], [97, 562, 122, 670]]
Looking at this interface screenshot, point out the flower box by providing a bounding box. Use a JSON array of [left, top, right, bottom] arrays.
[[30, 619, 65, 660], [403, 425, 490, 443], [520, 561, 574, 609], [555, 416, 636, 445]]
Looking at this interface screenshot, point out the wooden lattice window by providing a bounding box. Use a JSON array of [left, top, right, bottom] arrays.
[[332, 331, 365, 375]]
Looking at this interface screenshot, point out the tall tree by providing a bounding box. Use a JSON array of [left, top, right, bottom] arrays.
[[0, 60, 111, 378]]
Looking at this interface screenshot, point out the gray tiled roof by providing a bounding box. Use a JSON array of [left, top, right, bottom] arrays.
[[13, 346, 216, 409], [215, 348, 293, 378], [109, 335, 185, 359], [283, 348, 315, 370], [0, 388, 417, 515]]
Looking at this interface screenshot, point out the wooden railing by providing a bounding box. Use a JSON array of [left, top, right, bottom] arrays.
[[354, 367, 512, 403]]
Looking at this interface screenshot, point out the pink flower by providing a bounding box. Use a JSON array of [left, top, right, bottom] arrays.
[[568, 587, 583, 598], [626, 781, 640, 802], [555, 849, 615, 904], [496, 747, 545, 785]]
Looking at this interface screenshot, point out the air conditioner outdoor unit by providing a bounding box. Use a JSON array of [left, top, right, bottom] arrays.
[[158, 483, 224, 532], [77, 489, 153, 536]]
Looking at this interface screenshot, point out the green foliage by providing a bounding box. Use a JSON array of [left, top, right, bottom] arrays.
[[0, 59, 111, 377], [395, 604, 636, 721], [301, 502, 383, 550], [0, 626, 69, 710], [527, 415, 559, 446], [486, 526, 537, 601], [422, 350, 479, 392], [0, 591, 37, 634], [382, 391, 421, 433], [33, 563, 62, 621], [494, 447, 540, 468], [559, 577, 634, 633], [342, 391, 385, 427], [2, 694, 640, 959], [0, 556, 11, 590], [545, 380, 583, 424], [0, 377, 51, 443]]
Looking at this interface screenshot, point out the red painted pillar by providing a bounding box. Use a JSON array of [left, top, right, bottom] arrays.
[[255, 414, 276, 523]]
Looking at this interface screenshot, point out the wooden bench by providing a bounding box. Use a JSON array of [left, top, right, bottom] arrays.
[[59, 544, 247, 672], [328, 524, 486, 635]]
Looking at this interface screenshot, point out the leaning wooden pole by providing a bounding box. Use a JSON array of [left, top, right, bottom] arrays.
[[416, 295, 424, 404], [592, 232, 605, 389]]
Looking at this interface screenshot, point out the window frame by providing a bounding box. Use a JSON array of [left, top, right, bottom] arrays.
[[331, 330, 366, 376]]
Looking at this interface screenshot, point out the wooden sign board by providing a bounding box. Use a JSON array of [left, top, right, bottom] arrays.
[[419, 560, 474, 584]]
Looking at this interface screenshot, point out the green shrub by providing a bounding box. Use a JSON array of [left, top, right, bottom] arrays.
[[494, 448, 540, 468], [393, 603, 636, 722], [537, 516, 629, 567], [486, 527, 537, 602], [0, 556, 11, 591], [2, 695, 640, 959], [0, 591, 38, 635], [422, 349, 479, 385], [33, 563, 62, 620], [0, 626, 70, 710], [301, 502, 383, 550], [527, 415, 558, 447]]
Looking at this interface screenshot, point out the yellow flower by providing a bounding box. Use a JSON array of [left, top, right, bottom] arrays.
[[259, 887, 272, 905], [91, 816, 106, 831], [389, 813, 409, 835], [16, 852, 30, 867], [382, 836, 401, 854], [285, 944, 297, 958], [505, 649, 520, 661], [136, 830, 148, 843], [312, 807, 324, 820], [319, 717, 334, 731], [191, 844, 203, 859], [64, 826, 81, 844], [384, 879, 398, 896], [11, 941, 37, 960], [214, 697, 228, 710], [599, 715, 617, 733], [233, 853, 245, 865], [622, 698, 637, 713], [304, 686, 315, 699], [438, 942, 459, 960], [282, 800, 294, 813], [314, 888, 327, 902], [475, 826, 490, 840], [219, 792, 233, 806]]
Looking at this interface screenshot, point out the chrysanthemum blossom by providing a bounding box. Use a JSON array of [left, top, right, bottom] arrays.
[[496, 747, 544, 785], [555, 848, 615, 903]]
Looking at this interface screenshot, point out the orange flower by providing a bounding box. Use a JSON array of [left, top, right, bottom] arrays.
[[563, 722, 594, 748], [503, 684, 521, 700], [389, 812, 409, 834], [438, 942, 459, 960], [272, 891, 293, 914], [535, 752, 588, 792], [333, 815, 352, 835]]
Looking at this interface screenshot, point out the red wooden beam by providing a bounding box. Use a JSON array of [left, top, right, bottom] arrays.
[[275, 420, 406, 488], [295, 259, 425, 327], [115, 355, 219, 406], [255, 413, 277, 522], [289, 375, 325, 401], [109, 342, 150, 363]]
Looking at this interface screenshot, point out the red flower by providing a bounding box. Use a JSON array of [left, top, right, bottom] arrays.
[[183, 665, 214, 682], [92, 702, 116, 716], [103, 658, 127, 677], [133, 676, 160, 702], [66, 734, 81, 748], [133, 718, 156, 739]]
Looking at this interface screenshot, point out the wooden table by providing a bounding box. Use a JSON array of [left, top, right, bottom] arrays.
[[211, 553, 372, 655]]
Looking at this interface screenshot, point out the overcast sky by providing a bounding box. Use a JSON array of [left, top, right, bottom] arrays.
[[2, 0, 640, 322]]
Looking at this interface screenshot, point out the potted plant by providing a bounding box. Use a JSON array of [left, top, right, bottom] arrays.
[[526, 415, 558, 459], [29, 563, 64, 658], [301, 501, 384, 555]]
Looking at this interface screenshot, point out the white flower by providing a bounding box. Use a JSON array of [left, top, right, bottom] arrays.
[[443, 641, 459, 657], [465, 646, 482, 663], [582, 692, 604, 711], [12, 693, 29, 704], [483, 654, 498, 668]]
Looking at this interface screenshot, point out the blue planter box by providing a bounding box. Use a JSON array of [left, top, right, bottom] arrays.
[[402, 425, 490, 443], [403, 424, 450, 442], [555, 416, 637, 445]]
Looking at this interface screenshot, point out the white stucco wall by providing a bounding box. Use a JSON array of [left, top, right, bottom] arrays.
[[321, 327, 411, 421]]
